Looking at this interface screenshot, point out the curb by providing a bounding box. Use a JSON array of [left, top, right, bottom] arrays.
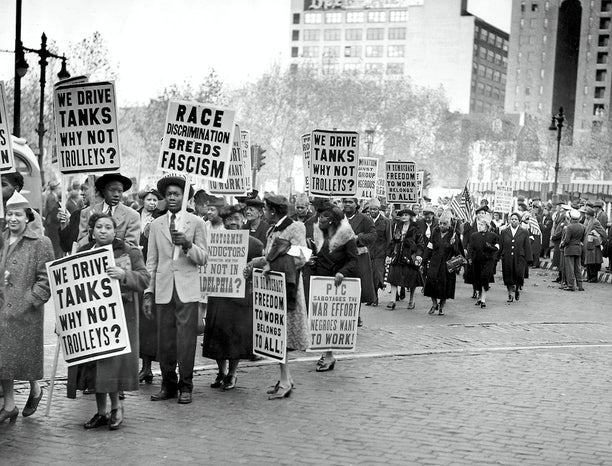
[[537, 259, 612, 284]]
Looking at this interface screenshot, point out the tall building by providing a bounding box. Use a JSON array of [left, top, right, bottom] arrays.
[[505, 0, 612, 138], [289, 0, 509, 114]]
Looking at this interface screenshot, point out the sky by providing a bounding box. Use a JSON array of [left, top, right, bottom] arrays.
[[0, 0, 512, 106]]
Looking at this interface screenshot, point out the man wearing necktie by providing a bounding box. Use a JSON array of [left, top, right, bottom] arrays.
[[76, 173, 140, 247], [143, 176, 208, 405]]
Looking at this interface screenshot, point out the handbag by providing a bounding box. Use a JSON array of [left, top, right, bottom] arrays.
[[446, 255, 467, 273]]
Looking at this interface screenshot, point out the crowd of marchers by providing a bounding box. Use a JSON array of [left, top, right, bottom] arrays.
[[1, 171, 610, 430]]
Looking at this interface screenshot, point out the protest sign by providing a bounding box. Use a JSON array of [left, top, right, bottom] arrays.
[[301, 132, 311, 194], [0, 82, 15, 172], [494, 184, 513, 213], [307, 276, 361, 352], [309, 129, 359, 196], [416, 170, 424, 202], [241, 129, 252, 192], [46, 247, 131, 366], [53, 81, 120, 174], [159, 100, 235, 182], [252, 269, 287, 362], [199, 229, 249, 299], [376, 177, 386, 198], [385, 160, 417, 203], [357, 157, 378, 200], [209, 124, 247, 195]]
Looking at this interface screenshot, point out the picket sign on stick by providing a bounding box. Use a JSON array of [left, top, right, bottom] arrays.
[[44, 336, 62, 417], [173, 173, 192, 260]]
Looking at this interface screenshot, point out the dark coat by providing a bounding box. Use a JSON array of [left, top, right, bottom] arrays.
[[499, 226, 532, 287], [242, 219, 270, 249], [387, 221, 424, 266], [370, 214, 391, 291], [562, 222, 585, 256], [0, 226, 54, 380], [348, 211, 377, 303], [67, 239, 150, 397], [423, 227, 462, 299], [58, 207, 85, 253], [468, 230, 499, 288], [137, 207, 164, 262], [416, 217, 439, 244], [582, 218, 607, 265], [311, 220, 358, 279]]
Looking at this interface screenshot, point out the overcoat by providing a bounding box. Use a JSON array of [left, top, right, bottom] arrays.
[[498, 226, 532, 288], [423, 227, 462, 299], [0, 226, 54, 380], [67, 239, 150, 397], [582, 217, 607, 265], [348, 211, 377, 303]]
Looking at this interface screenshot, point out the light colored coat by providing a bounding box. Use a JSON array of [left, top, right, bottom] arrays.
[[145, 211, 208, 304], [77, 201, 141, 248]]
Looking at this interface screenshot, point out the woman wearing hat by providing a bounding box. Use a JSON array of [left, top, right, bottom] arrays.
[[203, 205, 264, 389], [423, 210, 463, 315], [136, 188, 164, 384], [581, 207, 607, 283], [243, 196, 269, 248], [206, 196, 227, 231], [385, 208, 424, 310], [0, 193, 54, 423], [499, 212, 532, 302], [309, 200, 358, 371], [468, 213, 499, 309]]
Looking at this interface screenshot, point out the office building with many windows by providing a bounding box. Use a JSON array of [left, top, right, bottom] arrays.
[[505, 0, 612, 138], [290, 0, 509, 113]]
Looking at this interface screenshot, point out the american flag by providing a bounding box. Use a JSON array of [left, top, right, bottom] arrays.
[[449, 184, 475, 223]]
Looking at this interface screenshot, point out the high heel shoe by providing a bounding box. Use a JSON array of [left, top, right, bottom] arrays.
[[515, 289, 520, 301], [0, 407, 19, 424], [480, 302, 487, 309], [222, 375, 237, 390], [268, 384, 292, 400], [507, 294, 514, 303], [109, 406, 124, 430], [211, 373, 227, 388], [22, 387, 44, 417], [386, 302, 396, 310], [428, 305, 437, 315], [474, 300, 482, 306]]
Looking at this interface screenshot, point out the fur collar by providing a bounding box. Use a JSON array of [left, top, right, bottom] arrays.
[[313, 217, 356, 253]]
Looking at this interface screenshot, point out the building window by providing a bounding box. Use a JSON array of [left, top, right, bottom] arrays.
[[476, 82, 485, 94], [323, 46, 340, 58], [524, 102, 531, 112], [540, 68, 545, 78], [293, 13, 300, 24], [495, 36, 503, 48], [525, 87, 531, 95], [585, 86, 589, 94], [344, 63, 361, 74], [365, 63, 384, 74], [344, 45, 362, 58], [324, 29, 341, 40], [487, 50, 495, 62], [387, 63, 404, 74], [326, 12, 342, 23], [530, 18, 537, 28], [543, 35, 547, 44], [502, 40, 509, 52], [365, 45, 384, 57], [537, 102, 543, 111], [597, 52, 608, 64], [599, 34, 610, 46], [600, 17, 611, 29], [302, 46, 319, 58], [368, 11, 387, 22], [387, 45, 405, 57], [389, 10, 408, 22], [290, 63, 298, 73], [603, 0, 612, 12], [346, 11, 365, 23], [596, 69, 607, 81], [484, 84, 492, 97], [291, 47, 299, 58], [345, 29, 362, 40], [475, 100, 484, 112], [595, 87, 606, 98], [521, 2, 526, 12], [539, 85, 544, 95], [514, 102, 519, 111], [303, 29, 320, 41], [304, 12, 321, 24], [292, 30, 299, 41], [366, 28, 384, 40], [478, 64, 486, 77], [541, 51, 546, 62], [480, 29, 487, 41], [486, 67, 493, 79], [492, 87, 500, 100], [495, 53, 502, 65], [527, 69, 533, 80], [479, 47, 487, 59], [531, 2, 539, 12], [594, 104, 606, 116], [493, 70, 501, 82], [388, 27, 406, 40], [488, 33, 496, 45]]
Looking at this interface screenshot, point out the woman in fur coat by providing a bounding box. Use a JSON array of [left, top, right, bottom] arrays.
[[309, 200, 358, 372]]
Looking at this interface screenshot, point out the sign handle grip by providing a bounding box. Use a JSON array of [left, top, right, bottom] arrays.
[[173, 174, 192, 260]]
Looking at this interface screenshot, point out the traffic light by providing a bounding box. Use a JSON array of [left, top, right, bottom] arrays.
[[423, 170, 432, 190], [251, 144, 267, 171]]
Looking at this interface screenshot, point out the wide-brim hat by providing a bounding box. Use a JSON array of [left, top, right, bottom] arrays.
[[156, 175, 195, 199], [138, 188, 163, 200], [569, 209, 581, 220], [244, 197, 264, 208], [264, 193, 289, 209], [584, 206, 595, 216], [95, 173, 132, 192], [594, 200, 604, 207], [397, 208, 416, 217], [6, 191, 31, 210], [311, 197, 335, 213], [475, 205, 490, 214], [219, 204, 245, 219], [236, 190, 259, 203]]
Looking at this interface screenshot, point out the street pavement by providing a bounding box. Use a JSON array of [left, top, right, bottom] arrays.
[[2, 265, 612, 465]]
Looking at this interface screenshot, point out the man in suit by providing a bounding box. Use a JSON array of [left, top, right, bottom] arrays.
[[143, 176, 208, 404], [77, 173, 140, 247], [561, 209, 586, 292], [343, 198, 377, 322], [367, 197, 391, 306], [593, 200, 608, 229]]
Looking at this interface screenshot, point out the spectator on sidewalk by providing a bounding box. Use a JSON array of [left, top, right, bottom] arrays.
[[0, 193, 53, 424], [560, 209, 585, 292], [68, 213, 150, 430], [144, 176, 208, 405], [582, 207, 607, 283]]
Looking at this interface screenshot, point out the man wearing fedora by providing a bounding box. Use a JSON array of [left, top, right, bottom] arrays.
[[76, 173, 140, 248], [561, 209, 586, 291], [143, 176, 208, 404]]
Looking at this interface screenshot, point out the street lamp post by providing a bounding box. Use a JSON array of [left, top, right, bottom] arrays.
[[15, 32, 70, 185], [365, 128, 375, 157], [548, 107, 565, 202]]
